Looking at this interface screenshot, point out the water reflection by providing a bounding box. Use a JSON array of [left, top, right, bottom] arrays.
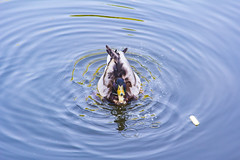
[[70, 15, 144, 22], [111, 106, 128, 131], [107, 4, 135, 10], [122, 28, 136, 32]]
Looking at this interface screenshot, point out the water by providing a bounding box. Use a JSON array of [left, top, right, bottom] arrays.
[[1, 0, 240, 160]]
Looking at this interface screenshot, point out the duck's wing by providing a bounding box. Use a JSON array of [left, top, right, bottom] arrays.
[[97, 56, 115, 99], [129, 72, 141, 98], [98, 45, 120, 99], [118, 52, 141, 98]]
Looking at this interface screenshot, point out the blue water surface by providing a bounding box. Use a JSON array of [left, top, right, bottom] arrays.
[[1, 0, 240, 160]]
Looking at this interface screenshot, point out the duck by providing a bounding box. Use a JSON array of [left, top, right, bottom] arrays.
[[97, 45, 141, 105]]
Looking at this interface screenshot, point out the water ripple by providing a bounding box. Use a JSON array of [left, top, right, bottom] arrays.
[[1, 0, 240, 159]]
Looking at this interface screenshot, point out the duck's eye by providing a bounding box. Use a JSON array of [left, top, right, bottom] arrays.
[[120, 93, 123, 96]]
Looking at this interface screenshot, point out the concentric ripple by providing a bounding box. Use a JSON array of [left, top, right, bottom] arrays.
[[1, 0, 240, 160], [66, 48, 178, 134]]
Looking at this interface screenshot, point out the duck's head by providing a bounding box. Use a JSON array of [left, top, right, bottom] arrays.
[[114, 78, 127, 105]]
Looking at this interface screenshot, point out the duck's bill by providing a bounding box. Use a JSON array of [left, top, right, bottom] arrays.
[[117, 85, 126, 104]]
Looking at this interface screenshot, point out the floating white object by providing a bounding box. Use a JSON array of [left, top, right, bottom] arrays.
[[189, 115, 200, 126]]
